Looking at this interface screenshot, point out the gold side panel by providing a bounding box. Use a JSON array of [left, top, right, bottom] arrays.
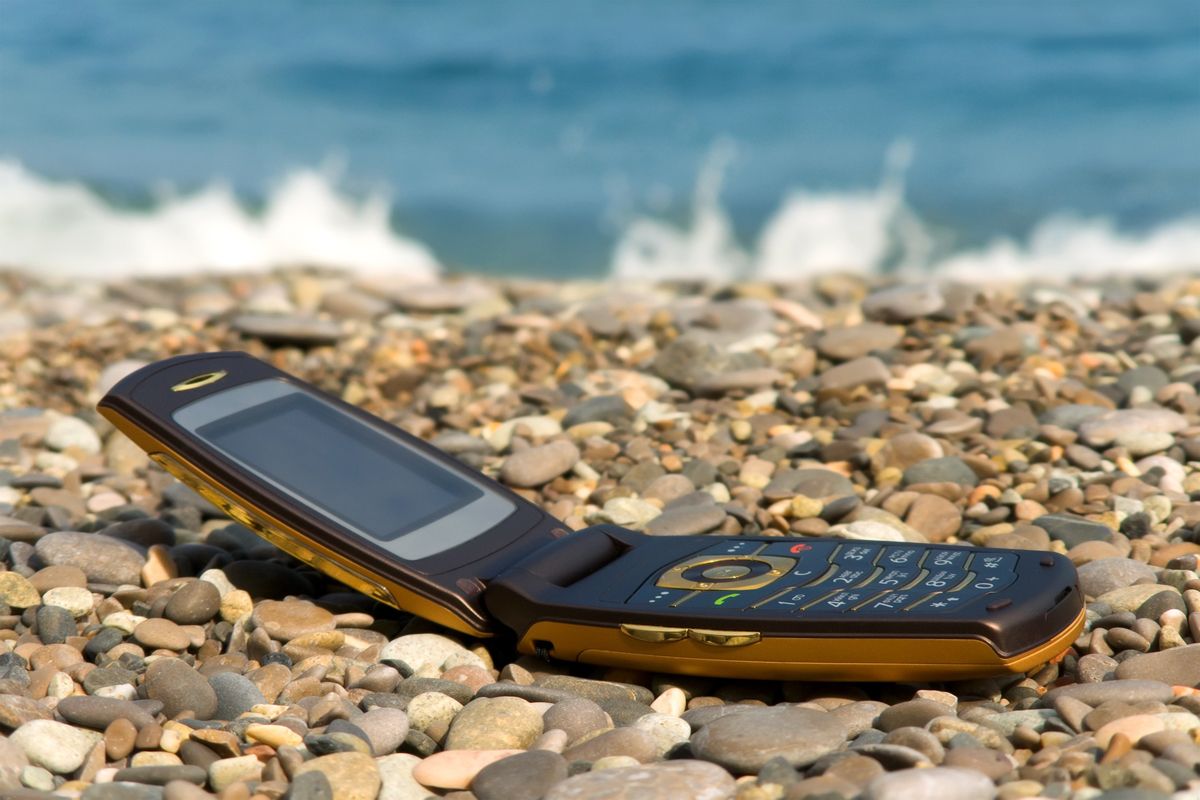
[[100, 409, 491, 638], [518, 608, 1084, 681]]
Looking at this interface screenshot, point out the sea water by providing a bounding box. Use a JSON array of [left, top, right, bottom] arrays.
[[0, 0, 1197, 280]]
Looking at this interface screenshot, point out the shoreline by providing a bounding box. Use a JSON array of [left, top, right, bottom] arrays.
[[4, 267, 1200, 797]]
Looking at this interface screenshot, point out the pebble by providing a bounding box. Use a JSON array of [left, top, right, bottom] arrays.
[[207, 755, 262, 792], [379, 633, 487, 674], [162, 580, 221, 624], [132, 618, 191, 651], [142, 658, 218, 720], [470, 750, 567, 800], [250, 599, 336, 642], [0, 572, 41, 608], [644, 504, 725, 535], [689, 706, 847, 773], [1078, 558, 1159, 598], [863, 766, 996, 800], [499, 440, 580, 487], [411, 749, 524, 790], [57, 697, 156, 730], [1114, 644, 1200, 685], [10, 719, 103, 774], [207, 672, 265, 721], [34, 532, 146, 586], [45, 415, 103, 454], [444, 697, 544, 751], [817, 323, 902, 361], [376, 753, 426, 800], [352, 708, 410, 756], [1079, 408, 1188, 447], [543, 760, 735, 800]]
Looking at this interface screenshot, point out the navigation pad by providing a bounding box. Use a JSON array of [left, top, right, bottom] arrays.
[[630, 541, 1021, 615]]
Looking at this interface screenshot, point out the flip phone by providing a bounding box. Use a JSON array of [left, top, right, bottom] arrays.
[[98, 352, 1084, 680]]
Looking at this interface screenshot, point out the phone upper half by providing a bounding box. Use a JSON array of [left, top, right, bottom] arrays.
[[98, 351, 565, 633]]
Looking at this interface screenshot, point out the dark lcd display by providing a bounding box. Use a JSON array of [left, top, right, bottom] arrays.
[[196, 394, 482, 541]]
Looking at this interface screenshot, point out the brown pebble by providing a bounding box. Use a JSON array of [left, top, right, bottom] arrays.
[[29, 564, 89, 593], [133, 617, 192, 651], [106, 717, 138, 760], [164, 780, 215, 800], [137, 722, 164, 751]]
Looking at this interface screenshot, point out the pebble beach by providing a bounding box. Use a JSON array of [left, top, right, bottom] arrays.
[[6, 268, 1200, 800]]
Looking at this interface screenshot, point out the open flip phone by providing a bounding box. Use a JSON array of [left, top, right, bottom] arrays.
[[98, 352, 1084, 680]]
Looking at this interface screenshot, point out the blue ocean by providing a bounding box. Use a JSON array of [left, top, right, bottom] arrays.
[[0, 1, 1197, 280]]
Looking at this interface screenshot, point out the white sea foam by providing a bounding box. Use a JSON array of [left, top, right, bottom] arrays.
[[0, 159, 439, 278], [610, 143, 1200, 283], [1, 155, 1196, 283]]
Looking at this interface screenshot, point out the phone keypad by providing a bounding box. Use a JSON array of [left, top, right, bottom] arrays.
[[630, 540, 1023, 616]]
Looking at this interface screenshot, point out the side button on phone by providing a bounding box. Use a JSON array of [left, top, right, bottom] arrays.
[[688, 629, 761, 647], [620, 624, 688, 643]]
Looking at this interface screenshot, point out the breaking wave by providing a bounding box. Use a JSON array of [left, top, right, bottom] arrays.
[[0, 159, 439, 278], [610, 142, 1200, 283]]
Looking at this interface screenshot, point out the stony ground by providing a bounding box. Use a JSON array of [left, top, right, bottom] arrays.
[[4, 269, 1200, 799]]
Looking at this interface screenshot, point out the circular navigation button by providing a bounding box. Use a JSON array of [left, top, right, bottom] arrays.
[[701, 564, 753, 581]]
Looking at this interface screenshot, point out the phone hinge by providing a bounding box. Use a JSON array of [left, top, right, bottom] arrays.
[[503, 526, 629, 588]]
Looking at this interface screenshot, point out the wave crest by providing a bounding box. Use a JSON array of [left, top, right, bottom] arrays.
[[0, 160, 439, 278]]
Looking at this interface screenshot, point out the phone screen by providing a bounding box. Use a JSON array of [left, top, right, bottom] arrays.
[[175, 379, 515, 560], [197, 393, 481, 541]]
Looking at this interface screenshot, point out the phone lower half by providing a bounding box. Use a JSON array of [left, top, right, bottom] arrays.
[[486, 526, 1086, 682]]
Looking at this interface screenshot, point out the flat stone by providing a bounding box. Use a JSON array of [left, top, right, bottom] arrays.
[[411, 749, 524, 791], [376, 753, 426, 800], [0, 572, 40, 608], [250, 599, 336, 642], [1077, 558, 1158, 598], [380, 633, 487, 674], [819, 356, 891, 392], [499, 440, 580, 488], [902, 457, 978, 488], [1099, 584, 1178, 613], [1079, 408, 1187, 448], [56, 697, 156, 730], [207, 755, 262, 793], [543, 760, 735, 800], [1033, 514, 1113, 549], [445, 697, 543, 751], [644, 504, 725, 536], [42, 585, 94, 618], [877, 699, 956, 732], [862, 284, 945, 322], [817, 323, 902, 361], [293, 752, 380, 800], [111, 765, 207, 786], [0, 695, 52, 730], [9, 719, 103, 774], [142, 658, 218, 720], [230, 314, 343, 346], [34, 532, 146, 586], [863, 766, 996, 800], [689, 706, 848, 773], [1115, 645, 1200, 686], [1042, 680, 1175, 707], [45, 416, 102, 454], [162, 580, 221, 625], [133, 618, 190, 651], [471, 750, 568, 800], [208, 672, 265, 721], [562, 728, 659, 764], [352, 707, 410, 756], [543, 698, 611, 745]]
